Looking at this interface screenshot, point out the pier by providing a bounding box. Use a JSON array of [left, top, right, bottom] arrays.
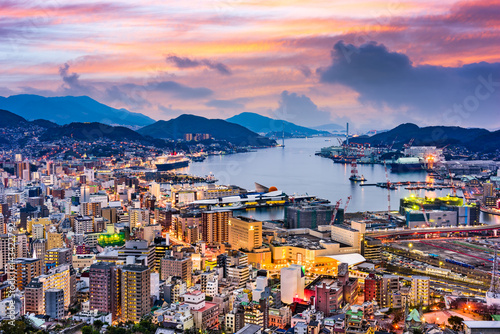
[[359, 180, 456, 191]]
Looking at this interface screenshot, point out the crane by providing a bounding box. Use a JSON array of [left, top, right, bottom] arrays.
[[420, 203, 430, 227], [384, 160, 391, 214], [344, 196, 352, 212], [448, 168, 457, 197], [330, 199, 342, 225], [403, 138, 415, 149]]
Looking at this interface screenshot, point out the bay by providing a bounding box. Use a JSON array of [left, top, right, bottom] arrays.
[[184, 137, 499, 224]]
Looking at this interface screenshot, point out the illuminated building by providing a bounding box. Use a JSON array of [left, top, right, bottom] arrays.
[[410, 276, 430, 306], [228, 217, 262, 251], [121, 264, 151, 323], [202, 210, 231, 245], [8, 258, 42, 291], [46, 230, 64, 250], [25, 265, 71, 314], [400, 195, 480, 226], [45, 248, 72, 267]]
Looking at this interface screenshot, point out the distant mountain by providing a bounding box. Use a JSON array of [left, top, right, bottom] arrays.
[[349, 123, 499, 152], [138, 114, 276, 147], [40, 122, 147, 142], [226, 112, 329, 137], [311, 123, 345, 132], [0, 94, 155, 127]]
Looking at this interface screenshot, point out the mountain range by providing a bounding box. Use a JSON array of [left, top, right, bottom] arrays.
[[138, 114, 276, 147], [0, 94, 155, 127], [226, 112, 331, 137], [349, 123, 500, 153], [0, 109, 276, 148]]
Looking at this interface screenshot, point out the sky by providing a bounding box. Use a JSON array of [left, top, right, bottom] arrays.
[[0, 0, 499, 130]]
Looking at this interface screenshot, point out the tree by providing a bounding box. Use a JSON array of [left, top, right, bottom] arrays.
[[0, 320, 26, 334], [448, 315, 464, 331], [93, 320, 104, 330]]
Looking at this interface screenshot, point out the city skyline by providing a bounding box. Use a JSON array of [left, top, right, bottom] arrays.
[[1, 0, 499, 130]]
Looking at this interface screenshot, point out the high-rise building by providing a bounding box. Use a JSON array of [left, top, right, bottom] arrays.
[[25, 265, 71, 314], [121, 264, 151, 323], [410, 276, 430, 306], [89, 262, 120, 321], [202, 210, 231, 245], [161, 254, 192, 286], [0, 234, 10, 271], [8, 258, 42, 290], [228, 217, 262, 251], [45, 288, 64, 319]]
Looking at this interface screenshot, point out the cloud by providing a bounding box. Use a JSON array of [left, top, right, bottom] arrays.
[[272, 91, 331, 127], [166, 54, 231, 75], [205, 98, 249, 109], [58, 63, 94, 96], [318, 41, 500, 127], [297, 65, 312, 78]]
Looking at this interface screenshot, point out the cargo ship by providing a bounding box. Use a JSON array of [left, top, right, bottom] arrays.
[[154, 154, 189, 171], [390, 157, 423, 172]]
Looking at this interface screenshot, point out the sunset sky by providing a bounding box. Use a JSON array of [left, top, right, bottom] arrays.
[[1, 0, 499, 130]]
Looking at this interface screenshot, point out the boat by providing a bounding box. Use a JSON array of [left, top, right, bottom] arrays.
[[154, 153, 189, 171], [348, 160, 366, 182], [205, 173, 217, 183], [390, 157, 424, 172]]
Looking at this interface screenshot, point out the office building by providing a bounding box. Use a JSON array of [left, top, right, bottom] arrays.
[[228, 217, 262, 251]]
